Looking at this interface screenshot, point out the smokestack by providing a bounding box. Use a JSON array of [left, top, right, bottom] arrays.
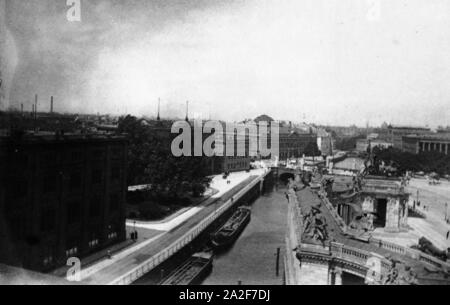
[[34, 94, 38, 115], [157, 98, 161, 121], [185, 101, 189, 122], [34, 94, 38, 132], [50, 96, 54, 114], [21, 103, 23, 115]]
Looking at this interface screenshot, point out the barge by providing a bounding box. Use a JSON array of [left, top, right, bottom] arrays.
[[211, 206, 251, 250], [160, 252, 213, 285]]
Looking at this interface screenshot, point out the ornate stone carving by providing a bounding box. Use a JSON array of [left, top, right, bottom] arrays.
[[302, 204, 329, 245]]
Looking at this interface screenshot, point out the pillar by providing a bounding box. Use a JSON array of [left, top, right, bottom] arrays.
[[297, 261, 330, 285], [331, 268, 343, 285], [385, 197, 400, 232]]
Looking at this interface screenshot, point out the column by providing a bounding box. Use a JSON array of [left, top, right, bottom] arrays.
[[385, 197, 400, 232], [297, 261, 330, 285], [446, 143, 449, 155], [331, 268, 343, 285]]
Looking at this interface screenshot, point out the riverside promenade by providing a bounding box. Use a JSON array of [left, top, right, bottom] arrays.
[[73, 169, 271, 285]]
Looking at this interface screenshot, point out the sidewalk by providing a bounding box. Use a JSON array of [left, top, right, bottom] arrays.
[[51, 226, 164, 279]]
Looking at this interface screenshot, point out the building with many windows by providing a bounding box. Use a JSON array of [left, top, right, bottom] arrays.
[[402, 134, 450, 155], [0, 131, 128, 272], [387, 125, 431, 150], [279, 127, 318, 160]]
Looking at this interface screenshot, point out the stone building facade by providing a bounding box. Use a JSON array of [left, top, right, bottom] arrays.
[[387, 126, 431, 150], [0, 132, 128, 272], [402, 134, 450, 155]]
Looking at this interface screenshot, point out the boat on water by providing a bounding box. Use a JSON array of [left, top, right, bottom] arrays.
[[160, 252, 213, 285], [211, 206, 251, 250]]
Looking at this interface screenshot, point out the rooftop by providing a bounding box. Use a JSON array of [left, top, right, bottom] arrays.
[[0, 130, 127, 144], [388, 125, 431, 131], [404, 133, 450, 141]]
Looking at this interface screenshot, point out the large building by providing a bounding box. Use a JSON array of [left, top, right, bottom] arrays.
[[316, 129, 334, 156], [355, 138, 393, 153], [279, 127, 318, 160], [402, 134, 450, 155], [0, 131, 128, 272], [387, 125, 431, 150]]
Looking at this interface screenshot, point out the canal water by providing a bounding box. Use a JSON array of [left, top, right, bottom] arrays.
[[202, 186, 288, 285]]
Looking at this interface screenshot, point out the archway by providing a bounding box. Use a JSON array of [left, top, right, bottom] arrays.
[[279, 173, 295, 184]]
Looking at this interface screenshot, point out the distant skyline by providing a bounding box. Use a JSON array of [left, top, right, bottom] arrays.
[[1, 0, 450, 128]]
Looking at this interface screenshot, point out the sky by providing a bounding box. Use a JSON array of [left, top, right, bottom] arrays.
[[1, 0, 450, 127]]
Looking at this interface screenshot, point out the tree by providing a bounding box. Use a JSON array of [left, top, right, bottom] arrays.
[[372, 147, 450, 176], [118, 116, 212, 199]]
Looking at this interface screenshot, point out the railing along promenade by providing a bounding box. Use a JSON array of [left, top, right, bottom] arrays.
[[108, 170, 271, 285]]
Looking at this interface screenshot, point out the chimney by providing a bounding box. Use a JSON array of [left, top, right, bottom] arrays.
[[185, 101, 189, 122], [34, 94, 38, 115], [34, 94, 38, 132], [50, 96, 54, 113], [157, 98, 161, 121]]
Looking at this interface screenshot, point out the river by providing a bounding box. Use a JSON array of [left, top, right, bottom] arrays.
[[202, 186, 288, 285]]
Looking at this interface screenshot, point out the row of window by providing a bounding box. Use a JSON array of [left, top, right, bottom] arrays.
[[7, 166, 122, 202], [10, 147, 124, 171], [226, 162, 249, 170], [40, 194, 122, 232]]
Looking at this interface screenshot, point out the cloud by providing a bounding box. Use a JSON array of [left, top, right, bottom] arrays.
[[4, 0, 450, 127]]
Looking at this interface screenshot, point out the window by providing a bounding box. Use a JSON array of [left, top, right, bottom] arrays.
[[42, 152, 57, 166], [108, 232, 118, 240], [71, 150, 83, 163], [109, 193, 120, 212], [65, 247, 78, 257], [88, 239, 99, 249], [42, 246, 55, 266], [110, 167, 120, 183], [43, 171, 57, 194], [91, 169, 102, 185], [67, 201, 81, 225], [70, 171, 82, 189], [92, 149, 105, 161], [89, 195, 101, 218], [7, 178, 27, 200], [111, 147, 123, 160], [41, 207, 56, 233]]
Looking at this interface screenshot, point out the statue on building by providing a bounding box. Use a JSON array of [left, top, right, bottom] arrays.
[[302, 204, 329, 245], [382, 260, 418, 285]]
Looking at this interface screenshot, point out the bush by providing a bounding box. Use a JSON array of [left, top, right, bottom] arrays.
[[373, 147, 450, 176], [138, 201, 170, 220]]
